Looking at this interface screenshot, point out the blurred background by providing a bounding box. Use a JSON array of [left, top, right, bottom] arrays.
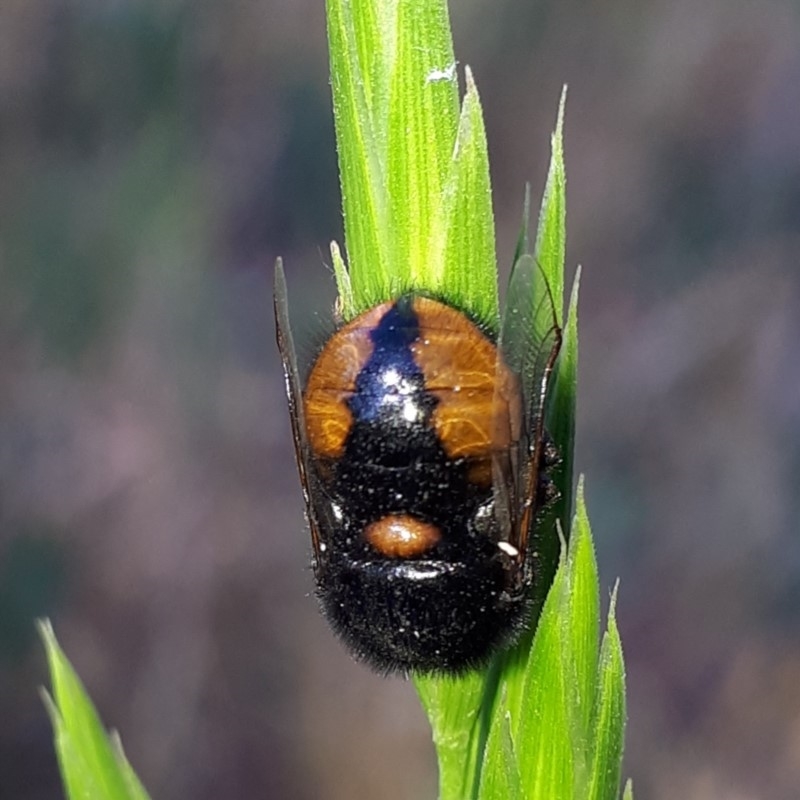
[[1, 0, 799, 798]]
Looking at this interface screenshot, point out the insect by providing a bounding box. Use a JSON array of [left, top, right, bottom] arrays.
[[274, 254, 562, 674]]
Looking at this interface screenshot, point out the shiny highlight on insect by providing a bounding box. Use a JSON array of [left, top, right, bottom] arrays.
[[274, 259, 562, 674]]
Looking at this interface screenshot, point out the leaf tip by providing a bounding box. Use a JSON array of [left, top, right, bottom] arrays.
[[39, 686, 60, 728], [576, 473, 586, 506], [573, 474, 592, 534], [609, 577, 621, 621], [623, 777, 635, 800], [331, 240, 355, 318], [36, 617, 55, 646], [464, 63, 476, 90], [557, 85, 568, 127], [550, 85, 567, 170], [37, 617, 62, 676]]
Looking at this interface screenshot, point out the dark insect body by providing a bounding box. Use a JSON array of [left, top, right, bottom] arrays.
[[275, 262, 561, 674]]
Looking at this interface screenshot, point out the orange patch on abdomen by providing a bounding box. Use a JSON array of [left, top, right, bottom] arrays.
[[303, 302, 391, 458], [365, 514, 442, 558], [410, 298, 522, 466]]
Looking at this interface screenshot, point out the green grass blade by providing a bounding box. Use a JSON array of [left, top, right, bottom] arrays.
[[498, 712, 523, 800], [415, 670, 495, 800], [478, 485, 605, 800], [414, 88, 607, 800], [436, 66, 499, 327], [386, 0, 459, 292], [524, 93, 572, 603], [41, 690, 106, 800], [327, 0, 391, 309], [511, 560, 575, 798], [327, 0, 498, 324], [330, 240, 355, 318], [623, 778, 635, 800], [548, 263, 580, 534], [38, 620, 152, 800], [511, 490, 595, 798], [111, 733, 152, 800], [349, 0, 396, 131], [533, 86, 567, 317], [477, 703, 522, 800], [489, 92, 572, 711], [566, 481, 600, 752], [586, 588, 627, 800], [512, 183, 532, 270]]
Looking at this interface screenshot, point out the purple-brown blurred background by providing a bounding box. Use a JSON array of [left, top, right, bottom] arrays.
[[1, 1, 799, 798]]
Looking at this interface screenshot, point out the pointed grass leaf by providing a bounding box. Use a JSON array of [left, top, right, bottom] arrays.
[[506, 488, 601, 800], [38, 620, 152, 800], [111, 733, 152, 800], [587, 587, 627, 800], [477, 702, 522, 800], [565, 481, 600, 749], [435, 66, 499, 328], [512, 560, 575, 799], [42, 690, 106, 800], [330, 240, 355, 319], [512, 183, 533, 271], [386, 0, 459, 292], [533, 86, 567, 317], [326, 0, 392, 310], [548, 264, 580, 533], [327, 0, 498, 322], [623, 778, 635, 800], [414, 670, 495, 800]]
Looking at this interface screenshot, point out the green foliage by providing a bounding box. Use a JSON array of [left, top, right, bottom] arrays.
[[39, 620, 151, 800], [326, 0, 498, 327], [326, 2, 630, 799], [416, 486, 627, 800]]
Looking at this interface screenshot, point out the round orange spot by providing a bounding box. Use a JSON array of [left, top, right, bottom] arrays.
[[365, 515, 442, 558]]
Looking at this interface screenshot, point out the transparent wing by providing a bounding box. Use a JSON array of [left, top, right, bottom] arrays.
[[273, 259, 327, 570], [499, 253, 562, 556]]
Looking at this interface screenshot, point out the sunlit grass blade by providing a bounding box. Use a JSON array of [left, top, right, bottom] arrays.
[[111, 733, 152, 800], [327, 0, 498, 325], [330, 240, 355, 318], [512, 183, 532, 271], [38, 620, 151, 800], [435, 66, 499, 327], [491, 87, 572, 701], [623, 778, 635, 800], [386, 0, 459, 291], [477, 484, 619, 800], [509, 488, 598, 798], [477, 703, 522, 800], [565, 481, 600, 744], [415, 670, 495, 800], [548, 264, 580, 533], [507, 560, 576, 798], [326, 0, 391, 309], [533, 85, 567, 317], [586, 588, 627, 800]]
